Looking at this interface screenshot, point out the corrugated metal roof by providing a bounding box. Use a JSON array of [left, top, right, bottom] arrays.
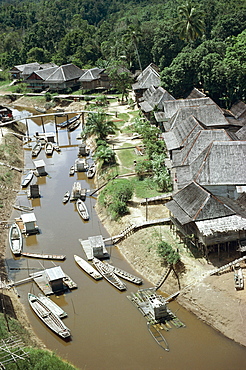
[[21, 212, 37, 223], [46, 266, 66, 281]]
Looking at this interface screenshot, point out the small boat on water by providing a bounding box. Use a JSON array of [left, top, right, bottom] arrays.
[[32, 141, 42, 157], [57, 114, 81, 128], [147, 323, 170, 351], [28, 293, 71, 338], [74, 255, 103, 280], [34, 106, 46, 114], [67, 119, 81, 132], [63, 191, 70, 204], [104, 262, 143, 285], [76, 199, 89, 220], [92, 257, 127, 291], [21, 252, 66, 260], [13, 204, 34, 212], [9, 223, 23, 255], [87, 163, 96, 179], [69, 166, 75, 176], [38, 294, 67, 319], [44, 142, 54, 156], [234, 264, 244, 290], [21, 170, 34, 187]]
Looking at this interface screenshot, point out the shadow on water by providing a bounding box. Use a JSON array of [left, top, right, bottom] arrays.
[[5, 109, 246, 370]]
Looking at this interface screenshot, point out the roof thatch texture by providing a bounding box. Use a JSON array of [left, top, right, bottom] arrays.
[[178, 141, 246, 187], [195, 215, 246, 237], [79, 67, 105, 82], [235, 125, 246, 140], [186, 88, 206, 99], [46, 63, 83, 82], [162, 115, 203, 151], [132, 64, 160, 90], [29, 66, 58, 80], [166, 182, 235, 225], [163, 103, 230, 132], [230, 101, 246, 119], [163, 97, 214, 119], [172, 129, 232, 167]]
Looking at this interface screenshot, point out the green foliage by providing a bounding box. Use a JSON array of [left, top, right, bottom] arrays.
[[99, 178, 133, 220], [157, 241, 180, 265], [0, 313, 77, 369], [174, 1, 205, 42], [94, 144, 116, 166], [84, 111, 118, 141]]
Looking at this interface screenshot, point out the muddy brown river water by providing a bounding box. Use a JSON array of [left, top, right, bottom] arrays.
[[5, 109, 246, 369]]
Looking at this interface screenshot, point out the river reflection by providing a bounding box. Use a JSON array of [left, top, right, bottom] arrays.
[[5, 107, 246, 369]]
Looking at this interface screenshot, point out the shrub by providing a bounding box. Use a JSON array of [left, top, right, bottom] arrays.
[[157, 241, 180, 265], [99, 178, 133, 220]]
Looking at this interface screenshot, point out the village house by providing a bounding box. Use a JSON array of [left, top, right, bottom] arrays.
[[9, 62, 57, 81], [166, 181, 246, 258], [135, 65, 246, 257], [132, 63, 161, 102], [79, 67, 111, 90]]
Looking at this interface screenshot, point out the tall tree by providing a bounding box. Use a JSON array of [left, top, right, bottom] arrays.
[[174, 1, 204, 42], [123, 23, 143, 71], [84, 111, 118, 141]]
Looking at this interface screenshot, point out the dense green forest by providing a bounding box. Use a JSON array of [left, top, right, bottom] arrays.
[[0, 0, 245, 106]]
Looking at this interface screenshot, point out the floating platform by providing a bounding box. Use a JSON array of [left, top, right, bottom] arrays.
[[30, 269, 77, 295], [127, 288, 185, 328], [79, 235, 109, 260]]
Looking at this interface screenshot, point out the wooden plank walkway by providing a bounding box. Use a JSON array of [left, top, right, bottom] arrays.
[[209, 255, 246, 276], [155, 265, 173, 290], [104, 218, 170, 244]]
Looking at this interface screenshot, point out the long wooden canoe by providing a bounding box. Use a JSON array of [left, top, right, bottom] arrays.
[[92, 257, 127, 291], [21, 252, 66, 260], [28, 293, 70, 338], [103, 262, 143, 285], [74, 254, 102, 280], [38, 294, 67, 319], [9, 223, 23, 255]]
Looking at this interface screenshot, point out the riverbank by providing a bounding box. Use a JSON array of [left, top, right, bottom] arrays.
[[1, 94, 246, 352]]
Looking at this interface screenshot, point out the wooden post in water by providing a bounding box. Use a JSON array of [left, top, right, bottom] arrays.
[[41, 116, 45, 133], [25, 118, 29, 139], [145, 198, 148, 221]]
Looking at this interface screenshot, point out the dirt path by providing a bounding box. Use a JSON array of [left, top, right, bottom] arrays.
[[1, 94, 246, 349]]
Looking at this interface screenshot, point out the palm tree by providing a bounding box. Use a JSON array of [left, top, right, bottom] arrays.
[[83, 111, 118, 141], [174, 1, 204, 42], [123, 23, 142, 71]]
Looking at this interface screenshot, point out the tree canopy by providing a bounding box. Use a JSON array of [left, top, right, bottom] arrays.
[[0, 0, 244, 106]]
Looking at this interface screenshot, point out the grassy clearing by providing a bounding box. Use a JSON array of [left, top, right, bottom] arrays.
[[130, 176, 161, 198], [116, 143, 145, 174], [0, 313, 77, 369]]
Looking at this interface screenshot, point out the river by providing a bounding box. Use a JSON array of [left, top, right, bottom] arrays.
[[5, 107, 246, 370]]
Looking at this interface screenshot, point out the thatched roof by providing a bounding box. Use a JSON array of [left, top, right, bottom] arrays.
[[195, 215, 246, 237], [139, 86, 175, 113], [162, 115, 203, 151], [186, 88, 206, 99], [163, 103, 230, 131], [176, 141, 246, 188], [166, 182, 236, 225], [172, 129, 232, 167], [230, 101, 246, 119], [235, 125, 246, 140], [28, 66, 58, 80], [162, 97, 215, 119], [132, 64, 160, 90], [46, 63, 84, 82]]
